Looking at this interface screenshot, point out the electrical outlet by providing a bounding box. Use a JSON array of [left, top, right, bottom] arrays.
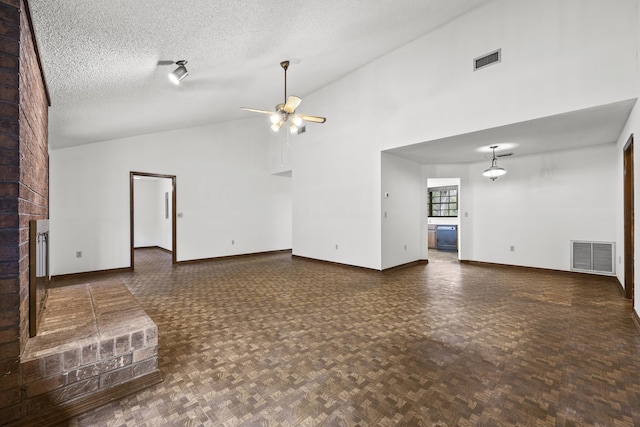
[[335, 244, 339, 250], [232, 240, 235, 245], [76, 251, 82, 258], [404, 244, 407, 250], [510, 246, 515, 252]]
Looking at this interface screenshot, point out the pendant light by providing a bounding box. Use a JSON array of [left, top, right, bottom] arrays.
[[483, 145, 507, 181]]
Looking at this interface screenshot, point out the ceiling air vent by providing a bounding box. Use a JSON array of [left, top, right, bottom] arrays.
[[474, 49, 501, 71]]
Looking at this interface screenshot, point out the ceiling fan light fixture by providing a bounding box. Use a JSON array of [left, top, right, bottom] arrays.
[[483, 145, 507, 181], [169, 60, 189, 84], [291, 115, 303, 127], [270, 112, 282, 124], [271, 121, 283, 132], [289, 123, 299, 134]]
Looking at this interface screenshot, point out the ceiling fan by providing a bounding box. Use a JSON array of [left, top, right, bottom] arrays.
[[241, 60, 326, 134]]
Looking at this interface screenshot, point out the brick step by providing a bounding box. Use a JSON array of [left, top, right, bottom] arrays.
[[18, 280, 161, 419]]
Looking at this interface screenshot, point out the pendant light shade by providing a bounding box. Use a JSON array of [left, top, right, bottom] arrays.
[[483, 145, 507, 181], [169, 60, 189, 84]]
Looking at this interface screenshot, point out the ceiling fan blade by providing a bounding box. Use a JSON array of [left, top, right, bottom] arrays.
[[300, 114, 326, 124], [283, 96, 301, 114], [241, 107, 277, 115]]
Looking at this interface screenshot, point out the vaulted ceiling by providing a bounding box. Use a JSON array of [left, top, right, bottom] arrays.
[[28, 0, 494, 149]]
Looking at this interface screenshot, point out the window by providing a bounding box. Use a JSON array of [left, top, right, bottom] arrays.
[[428, 186, 458, 217]]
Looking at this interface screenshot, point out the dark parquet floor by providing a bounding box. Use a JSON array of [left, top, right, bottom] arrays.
[[52, 248, 640, 426]]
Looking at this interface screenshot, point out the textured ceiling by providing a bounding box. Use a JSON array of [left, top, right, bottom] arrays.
[[28, 0, 493, 149]]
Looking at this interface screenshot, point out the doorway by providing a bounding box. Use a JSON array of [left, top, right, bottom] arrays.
[[130, 172, 177, 268], [426, 177, 461, 260], [623, 135, 634, 303]]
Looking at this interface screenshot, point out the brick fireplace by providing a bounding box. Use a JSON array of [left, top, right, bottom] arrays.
[[0, 2, 160, 424], [0, 0, 49, 421]]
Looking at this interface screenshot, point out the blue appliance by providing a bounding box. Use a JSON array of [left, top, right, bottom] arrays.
[[436, 225, 457, 252]]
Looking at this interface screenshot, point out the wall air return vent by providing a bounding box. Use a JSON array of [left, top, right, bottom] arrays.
[[570, 241, 615, 275], [474, 49, 501, 71]]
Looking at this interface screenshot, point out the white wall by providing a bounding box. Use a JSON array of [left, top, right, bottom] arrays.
[[615, 101, 640, 315], [381, 153, 421, 269], [50, 118, 292, 275], [49, 0, 637, 279], [631, 0, 640, 320], [158, 178, 173, 251], [269, 131, 293, 175], [377, 0, 638, 150], [293, 0, 637, 270], [133, 179, 160, 248], [133, 178, 173, 250], [291, 70, 383, 269], [421, 145, 618, 272], [465, 144, 617, 271]]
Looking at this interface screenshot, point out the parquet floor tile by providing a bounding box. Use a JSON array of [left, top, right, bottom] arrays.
[[50, 249, 640, 426]]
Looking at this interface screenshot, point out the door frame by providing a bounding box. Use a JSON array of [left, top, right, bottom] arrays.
[[130, 171, 177, 268], [623, 135, 634, 303]]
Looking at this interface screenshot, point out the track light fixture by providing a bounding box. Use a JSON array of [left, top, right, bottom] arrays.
[[169, 60, 189, 84], [483, 145, 507, 181]]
